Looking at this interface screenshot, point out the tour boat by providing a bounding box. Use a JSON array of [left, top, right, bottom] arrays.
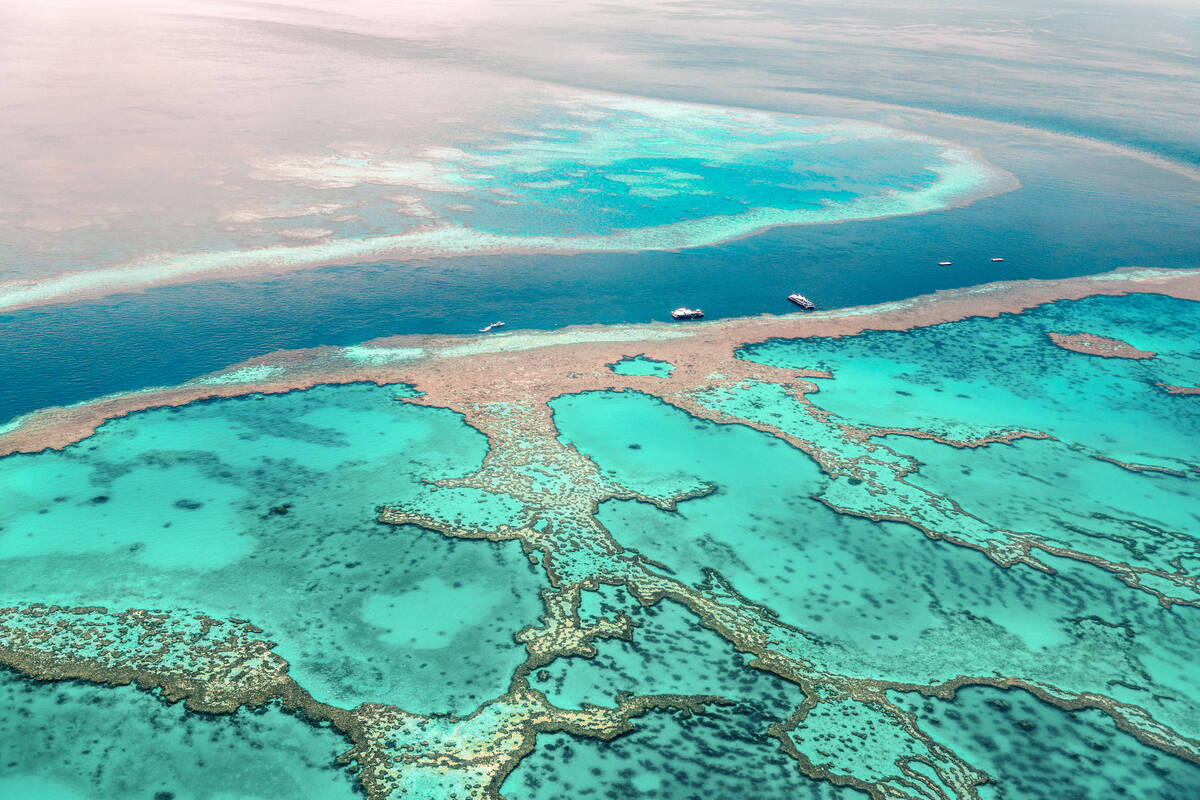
[[788, 293, 815, 310], [670, 307, 704, 320]]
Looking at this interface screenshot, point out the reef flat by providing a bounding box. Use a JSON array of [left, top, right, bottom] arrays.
[[0, 666, 359, 800], [0, 91, 1014, 314], [2, 266, 1199, 798], [1046, 331, 1156, 360], [3, 266, 1197, 457]]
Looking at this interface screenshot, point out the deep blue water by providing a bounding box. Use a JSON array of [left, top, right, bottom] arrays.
[[2, 157, 1199, 423]]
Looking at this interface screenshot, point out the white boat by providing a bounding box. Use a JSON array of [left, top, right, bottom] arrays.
[[991, 257, 1005, 262], [788, 293, 815, 310], [479, 321, 506, 332], [670, 307, 704, 320], [938, 261, 953, 266]]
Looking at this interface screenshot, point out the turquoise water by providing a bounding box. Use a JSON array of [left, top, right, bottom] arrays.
[[0, 95, 999, 323], [550, 385, 1200, 742], [890, 686, 1200, 799], [786, 695, 978, 796], [740, 294, 1200, 470], [608, 355, 674, 377], [891, 435, 1200, 577], [8, 137, 1199, 426], [534, 588, 804, 709], [721, 293, 1200, 605], [509, 589, 854, 800], [550, 390, 829, 592], [0, 669, 357, 800], [3, 5, 1200, 795], [0, 384, 545, 713], [677, 369, 1200, 595], [5, 295, 1200, 795], [254, 97, 955, 244], [505, 707, 858, 800]]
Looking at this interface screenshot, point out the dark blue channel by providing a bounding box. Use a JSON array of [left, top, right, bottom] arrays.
[[2, 171, 1198, 423]]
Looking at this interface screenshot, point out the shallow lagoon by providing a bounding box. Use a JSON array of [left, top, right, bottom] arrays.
[[608, 355, 674, 378], [505, 706, 857, 800], [0, 384, 544, 713], [3, 294, 1198, 795], [551, 383, 1200, 750], [511, 589, 849, 800], [890, 686, 1200, 800], [740, 293, 1200, 470], [0, 670, 357, 800], [2, 6, 1199, 797]]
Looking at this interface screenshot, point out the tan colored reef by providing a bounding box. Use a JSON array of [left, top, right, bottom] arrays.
[[1046, 331, 1156, 359], [1157, 383, 1200, 395], [3, 266, 1200, 799], [3, 266, 1200, 459]]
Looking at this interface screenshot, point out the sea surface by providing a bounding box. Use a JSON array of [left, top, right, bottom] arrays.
[[2, 124, 1198, 421], [4, 293, 1200, 797], [2, 2, 1200, 799]]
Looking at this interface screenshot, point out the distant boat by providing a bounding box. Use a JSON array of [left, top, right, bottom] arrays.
[[671, 307, 704, 320], [480, 321, 505, 332], [788, 293, 815, 310], [938, 261, 953, 266], [991, 257, 1005, 262]]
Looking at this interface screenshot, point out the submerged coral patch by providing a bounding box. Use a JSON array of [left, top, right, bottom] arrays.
[[3, 271, 1200, 799], [0, 93, 1013, 313], [0, 384, 546, 715], [608, 354, 675, 377]]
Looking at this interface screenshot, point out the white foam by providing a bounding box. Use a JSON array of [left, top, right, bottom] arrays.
[[341, 346, 427, 365], [199, 365, 287, 385]]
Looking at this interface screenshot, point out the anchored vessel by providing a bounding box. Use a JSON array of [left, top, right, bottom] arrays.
[[991, 257, 1005, 262], [938, 260, 953, 266], [670, 307, 704, 320], [788, 293, 816, 310]]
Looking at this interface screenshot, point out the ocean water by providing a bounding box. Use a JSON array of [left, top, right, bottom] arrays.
[[0, 669, 358, 800], [4, 283, 1200, 797], [740, 293, 1200, 469], [2, 4, 1199, 798], [531, 588, 805, 708], [3, 127, 1199, 422], [551, 387, 1200, 740], [508, 590, 852, 800], [0, 93, 975, 286], [0, 383, 545, 714], [892, 435, 1200, 576], [608, 355, 674, 377], [504, 707, 856, 800], [389, 98, 947, 239], [890, 686, 1200, 800]]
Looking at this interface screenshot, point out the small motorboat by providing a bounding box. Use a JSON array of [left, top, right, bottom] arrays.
[[480, 321, 506, 332], [938, 261, 953, 266], [788, 293, 815, 310], [991, 257, 1005, 262], [670, 307, 704, 320]]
